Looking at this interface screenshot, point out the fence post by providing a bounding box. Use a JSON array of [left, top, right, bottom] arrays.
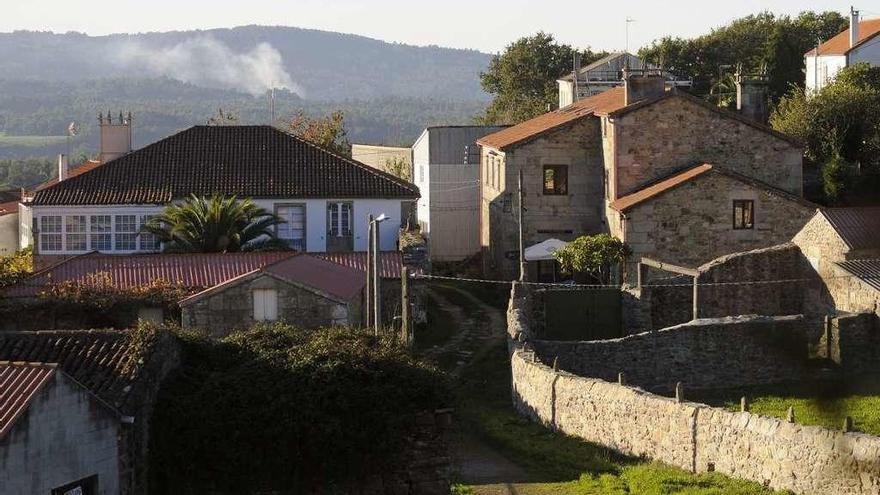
[[787, 406, 795, 423], [675, 382, 684, 403], [552, 356, 559, 372], [637, 262, 643, 290], [843, 416, 854, 432], [618, 372, 626, 386], [740, 396, 749, 413], [401, 266, 410, 347], [692, 276, 699, 320]]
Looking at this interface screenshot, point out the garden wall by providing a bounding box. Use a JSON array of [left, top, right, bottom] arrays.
[[508, 284, 880, 495]]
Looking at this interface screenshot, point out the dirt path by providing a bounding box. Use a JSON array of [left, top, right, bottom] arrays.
[[419, 284, 531, 490]]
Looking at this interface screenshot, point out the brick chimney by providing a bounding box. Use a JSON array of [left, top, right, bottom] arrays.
[[98, 111, 132, 163], [850, 6, 860, 48], [736, 71, 769, 124], [57, 154, 69, 182], [623, 69, 666, 106]]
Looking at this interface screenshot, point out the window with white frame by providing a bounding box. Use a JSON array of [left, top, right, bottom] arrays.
[[328, 202, 352, 237], [253, 288, 278, 321], [40, 216, 62, 251], [65, 215, 87, 251], [276, 204, 306, 251], [139, 215, 159, 252], [90, 215, 112, 251], [115, 215, 138, 250]]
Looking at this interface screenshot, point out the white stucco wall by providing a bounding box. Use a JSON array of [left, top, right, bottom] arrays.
[[0, 212, 19, 255], [805, 54, 849, 93], [0, 374, 120, 495]]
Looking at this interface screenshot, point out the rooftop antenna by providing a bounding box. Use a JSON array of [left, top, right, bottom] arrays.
[[267, 86, 277, 124], [625, 17, 636, 55]]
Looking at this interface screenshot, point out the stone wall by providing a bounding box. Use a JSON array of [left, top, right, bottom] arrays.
[[610, 94, 803, 197], [507, 284, 880, 495], [181, 273, 360, 337], [533, 315, 809, 393], [0, 373, 121, 494]]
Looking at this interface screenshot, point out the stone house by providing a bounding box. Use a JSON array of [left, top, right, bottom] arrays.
[[21, 123, 418, 268], [180, 254, 365, 336], [0, 329, 180, 495], [477, 70, 813, 280]]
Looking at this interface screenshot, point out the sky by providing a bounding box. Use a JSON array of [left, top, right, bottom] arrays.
[[3, 1, 870, 53]]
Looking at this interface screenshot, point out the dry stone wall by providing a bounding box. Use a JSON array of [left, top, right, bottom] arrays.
[[508, 283, 880, 495]]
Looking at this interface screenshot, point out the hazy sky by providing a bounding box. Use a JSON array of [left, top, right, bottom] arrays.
[[3, 1, 869, 53]]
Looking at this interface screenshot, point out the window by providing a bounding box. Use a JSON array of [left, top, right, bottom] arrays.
[[40, 216, 62, 251], [253, 289, 278, 321], [90, 215, 112, 251], [495, 158, 502, 189], [328, 203, 352, 237], [65, 215, 87, 251], [115, 215, 138, 250], [543, 165, 568, 195], [733, 200, 754, 230], [139, 215, 159, 251], [276, 204, 306, 251]]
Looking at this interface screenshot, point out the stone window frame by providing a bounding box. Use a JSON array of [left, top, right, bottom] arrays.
[[542, 165, 569, 195], [275, 202, 307, 251], [732, 199, 755, 230]]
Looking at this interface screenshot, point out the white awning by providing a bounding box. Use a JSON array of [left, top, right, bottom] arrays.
[[524, 238, 567, 261]]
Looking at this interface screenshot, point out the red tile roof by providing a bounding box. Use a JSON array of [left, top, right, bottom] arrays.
[[31, 126, 419, 205], [0, 189, 22, 216], [34, 159, 104, 191], [477, 87, 628, 150], [315, 251, 418, 279], [4, 252, 298, 297], [0, 330, 158, 415], [821, 207, 880, 251], [807, 19, 880, 56], [609, 164, 814, 212], [0, 200, 19, 217], [0, 362, 57, 439]]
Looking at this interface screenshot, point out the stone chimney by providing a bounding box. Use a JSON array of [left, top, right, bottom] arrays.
[[850, 6, 860, 48], [98, 110, 132, 163], [57, 154, 69, 182], [736, 71, 769, 124], [623, 69, 666, 106]]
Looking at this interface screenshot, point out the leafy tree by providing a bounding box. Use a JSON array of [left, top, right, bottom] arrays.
[[382, 156, 412, 181], [287, 110, 351, 156], [0, 247, 32, 287], [771, 63, 880, 203], [206, 107, 240, 126], [143, 193, 287, 253], [553, 234, 631, 284], [478, 32, 606, 124]]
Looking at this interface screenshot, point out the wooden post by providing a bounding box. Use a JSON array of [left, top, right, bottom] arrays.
[[401, 266, 410, 347], [675, 382, 684, 403], [843, 416, 853, 432], [787, 406, 795, 423], [517, 169, 526, 282], [692, 275, 699, 320], [552, 356, 559, 372], [618, 372, 626, 386], [636, 262, 643, 290], [740, 396, 749, 412], [366, 215, 373, 331], [373, 218, 381, 335]]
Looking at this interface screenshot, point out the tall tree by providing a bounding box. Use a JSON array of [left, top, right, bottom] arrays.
[[287, 110, 351, 156], [478, 32, 606, 125], [143, 193, 286, 253]]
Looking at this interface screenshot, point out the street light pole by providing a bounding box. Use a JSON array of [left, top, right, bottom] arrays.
[[366, 214, 373, 331], [370, 214, 389, 335]]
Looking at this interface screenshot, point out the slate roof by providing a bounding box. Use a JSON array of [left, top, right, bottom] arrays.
[[609, 164, 815, 212], [31, 126, 419, 206], [0, 330, 154, 416], [821, 207, 880, 251], [0, 362, 57, 439], [4, 252, 298, 297], [807, 19, 880, 56], [835, 259, 880, 291]]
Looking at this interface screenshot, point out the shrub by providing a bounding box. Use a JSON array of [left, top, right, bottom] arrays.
[[554, 234, 632, 283], [149, 323, 449, 494], [0, 247, 33, 287]]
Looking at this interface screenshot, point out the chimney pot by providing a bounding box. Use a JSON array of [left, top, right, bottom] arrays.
[[57, 154, 69, 182], [850, 7, 860, 48], [736, 70, 769, 124]]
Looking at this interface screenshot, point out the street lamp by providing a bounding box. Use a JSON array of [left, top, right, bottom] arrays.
[[367, 213, 390, 334]]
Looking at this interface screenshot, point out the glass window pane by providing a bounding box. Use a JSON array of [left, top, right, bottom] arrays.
[[90, 215, 112, 251]]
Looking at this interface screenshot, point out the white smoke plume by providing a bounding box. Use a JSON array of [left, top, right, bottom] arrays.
[[112, 36, 303, 97]]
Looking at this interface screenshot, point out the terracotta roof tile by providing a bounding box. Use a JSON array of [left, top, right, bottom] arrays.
[[314, 251, 419, 279], [477, 87, 628, 150], [821, 207, 880, 250], [31, 126, 419, 206], [264, 255, 365, 301], [807, 19, 880, 56], [35, 160, 104, 192], [0, 362, 57, 439]]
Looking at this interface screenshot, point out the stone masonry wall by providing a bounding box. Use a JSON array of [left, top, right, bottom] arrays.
[[533, 315, 809, 393], [611, 95, 803, 197], [507, 284, 880, 495]]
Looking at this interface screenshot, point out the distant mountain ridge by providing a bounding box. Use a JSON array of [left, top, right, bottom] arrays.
[[0, 25, 492, 101]]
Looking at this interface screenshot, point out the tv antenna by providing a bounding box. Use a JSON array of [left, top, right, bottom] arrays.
[[626, 17, 636, 54]]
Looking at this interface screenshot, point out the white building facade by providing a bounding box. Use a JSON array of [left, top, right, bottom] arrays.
[[805, 9, 880, 94]]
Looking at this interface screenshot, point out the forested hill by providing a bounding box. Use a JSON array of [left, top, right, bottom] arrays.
[[0, 26, 491, 101]]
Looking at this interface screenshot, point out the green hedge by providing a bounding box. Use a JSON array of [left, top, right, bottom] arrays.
[[149, 324, 449, 494]]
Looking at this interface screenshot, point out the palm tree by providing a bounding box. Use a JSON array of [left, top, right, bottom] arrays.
[[142, 194, 288, 253]]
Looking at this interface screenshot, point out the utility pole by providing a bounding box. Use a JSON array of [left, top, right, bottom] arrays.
[[366, 215, 373, 331], [372, 216, 382, 335], [401, 266, 410, 347], [625, 17, 636, 54], [518, 169, 526, 282]]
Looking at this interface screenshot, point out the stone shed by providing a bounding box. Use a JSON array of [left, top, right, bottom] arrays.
[[180, 254, 365, 336]]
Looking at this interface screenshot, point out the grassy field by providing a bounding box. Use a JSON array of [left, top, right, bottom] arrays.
[[0, 134, 68, 147], [423, 281, 786, 495], [696, 376, 880, 436]]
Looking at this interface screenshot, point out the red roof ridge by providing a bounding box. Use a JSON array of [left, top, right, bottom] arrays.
[[806, 18, 880, 56]]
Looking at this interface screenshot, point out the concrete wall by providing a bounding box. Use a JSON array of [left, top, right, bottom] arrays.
[[181, 273, 360, 337], [0, 374, 120, 495], [616, 171, 814, 284], [0, 212, 18, 255], [508, 285, 880, 495], [482, 118, 606, 279], [351, 144, 411, 172], [609, 95, 803, 198]]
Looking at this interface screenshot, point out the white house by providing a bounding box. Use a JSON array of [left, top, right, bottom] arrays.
[[22, 123, 419, 265], [556, 52, 691, 108], [805, 8, 880, 94], [412, 126, 505, 262]]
